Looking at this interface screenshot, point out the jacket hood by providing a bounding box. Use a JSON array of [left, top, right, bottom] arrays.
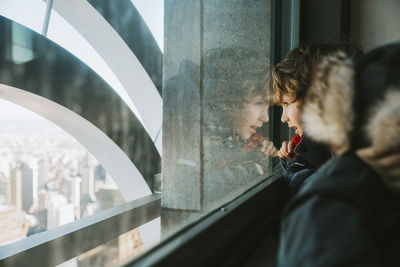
[[302, 42, 400, 193], [365, 89, 400, 150], [302, 53, 355, 155], [303, 42, 400, 155]]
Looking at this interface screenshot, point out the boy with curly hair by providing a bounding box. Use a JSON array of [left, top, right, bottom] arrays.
[[272, 41, 362, 193]]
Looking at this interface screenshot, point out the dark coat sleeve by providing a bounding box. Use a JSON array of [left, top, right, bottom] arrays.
[[277, 155, 390, 267]]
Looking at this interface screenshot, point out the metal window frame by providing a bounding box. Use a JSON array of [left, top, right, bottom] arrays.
[[127, 172, 287, 267], [270, 0, 300, 148]]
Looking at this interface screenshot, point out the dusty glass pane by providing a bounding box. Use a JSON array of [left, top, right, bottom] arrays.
[[161, 0, 274, 237], [202, 47, 274, 209]]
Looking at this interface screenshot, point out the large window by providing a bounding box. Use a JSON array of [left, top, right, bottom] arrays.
[[0, 0, 277, 265]]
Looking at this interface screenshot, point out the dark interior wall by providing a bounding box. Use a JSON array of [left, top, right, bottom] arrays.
[[300, 0, 349, 42], [301, 1, 400, 60], [350, 0, 400, 52]]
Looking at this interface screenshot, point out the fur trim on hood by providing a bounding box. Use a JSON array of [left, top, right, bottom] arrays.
[[365, 89, 400, 193], [302, 53, 354, 155], [365, 89, 400, 150], [303, 44, 400, 193], [303, 53, 400, 156]]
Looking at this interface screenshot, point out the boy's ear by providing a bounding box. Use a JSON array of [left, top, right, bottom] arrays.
[[295, 98, 304, 109]]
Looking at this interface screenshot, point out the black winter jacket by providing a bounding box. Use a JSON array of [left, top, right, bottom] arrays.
[[278, 153, 400, 267]]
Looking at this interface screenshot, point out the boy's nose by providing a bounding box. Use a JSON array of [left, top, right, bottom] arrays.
[[281, 110, 288, 123]]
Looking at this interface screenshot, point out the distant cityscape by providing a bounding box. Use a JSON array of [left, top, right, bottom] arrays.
[[0, 119, 144, 266]]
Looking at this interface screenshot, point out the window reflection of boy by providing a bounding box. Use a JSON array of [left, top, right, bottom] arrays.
[[205, 47, 277, 181], [225, 93, 276, 157], [230, 94, 269, 140]]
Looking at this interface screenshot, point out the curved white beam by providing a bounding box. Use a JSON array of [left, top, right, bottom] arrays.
[[0, 84, 151, 201], [0, 0, 162, 153], [49, 0, 162, 153], [0, 0, 144, 125]]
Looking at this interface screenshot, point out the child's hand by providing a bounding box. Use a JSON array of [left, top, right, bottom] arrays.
[[260, 140, 278, 157], [278, 140, 295, 159], [356, 146, 400, 193]]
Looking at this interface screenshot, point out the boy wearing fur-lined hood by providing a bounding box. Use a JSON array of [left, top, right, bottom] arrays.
[[272, 41, 363, 194]]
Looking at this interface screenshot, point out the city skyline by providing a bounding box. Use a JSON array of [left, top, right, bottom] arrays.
[[0, 111, 124, 247]]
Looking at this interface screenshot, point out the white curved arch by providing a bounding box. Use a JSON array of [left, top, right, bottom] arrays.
[[49, 0, 162, 153], [0, 0, 144, 126], [0, 84, 152, 201], [0, 1, 141, 122], [0, 0, 162, 154]]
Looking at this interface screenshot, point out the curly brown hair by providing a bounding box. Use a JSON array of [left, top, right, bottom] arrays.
[[273, 41, 363, 105]]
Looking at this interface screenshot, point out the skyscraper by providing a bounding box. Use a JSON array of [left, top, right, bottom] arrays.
[[47, 192, 74, 229], [21, 163, 37, 213], [10, 166, 22, 210], [66, 176, 81, 220], [0, 174, 11, 205], [38, 158, 49, 190], [80, 153, 95, 201]]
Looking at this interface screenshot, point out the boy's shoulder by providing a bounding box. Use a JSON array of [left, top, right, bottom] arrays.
[[295, 154, 389, 207]]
